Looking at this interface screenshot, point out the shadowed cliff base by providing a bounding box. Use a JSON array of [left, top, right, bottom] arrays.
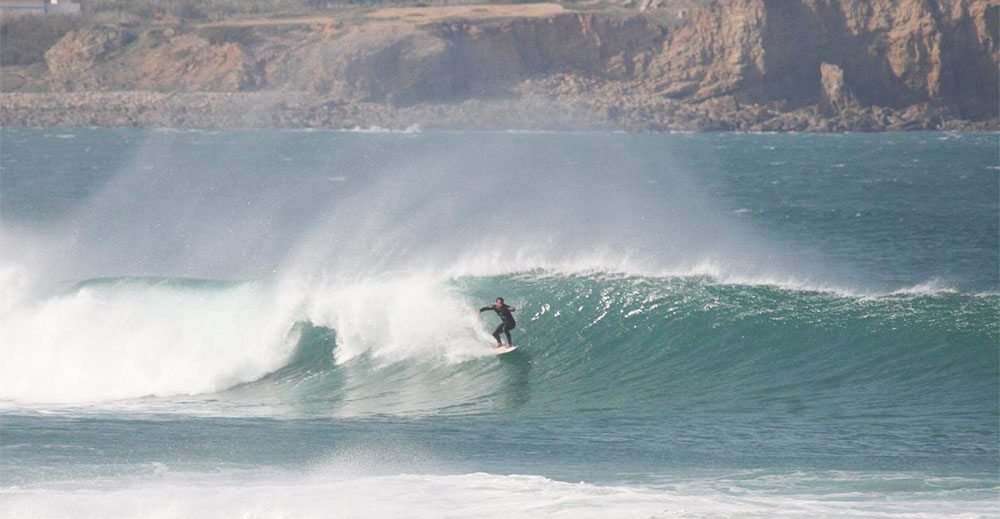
[[2, 90, 992, 131], [1, 0, 997, 131]]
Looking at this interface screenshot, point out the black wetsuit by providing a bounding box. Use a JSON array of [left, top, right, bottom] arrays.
[[480, 304, 516, 345]]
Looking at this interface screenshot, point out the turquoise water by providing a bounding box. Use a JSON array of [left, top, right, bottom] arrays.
[[1, 129, 997, 517]]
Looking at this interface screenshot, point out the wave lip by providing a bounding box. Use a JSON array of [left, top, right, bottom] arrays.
[[888, 278, 960, 296]]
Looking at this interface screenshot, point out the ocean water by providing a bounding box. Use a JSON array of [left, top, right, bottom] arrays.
[[0, 129, 997, 518]]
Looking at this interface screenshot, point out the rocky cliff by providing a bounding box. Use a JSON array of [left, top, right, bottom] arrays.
[[3, 0, 997, 130]]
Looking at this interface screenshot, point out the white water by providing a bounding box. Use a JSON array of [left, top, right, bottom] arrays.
[[3, 470, 993, 519], [0, 279, 300, 404]]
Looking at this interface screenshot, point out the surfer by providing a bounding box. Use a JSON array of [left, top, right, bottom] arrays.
[[478, 297, 516, 347]]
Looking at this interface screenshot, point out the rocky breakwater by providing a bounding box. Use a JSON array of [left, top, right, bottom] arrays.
[[1, 0, 997, 131]]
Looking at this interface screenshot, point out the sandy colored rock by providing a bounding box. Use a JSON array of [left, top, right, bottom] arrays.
[[819, 63, 857, 115], [4, 0, 997, 131]]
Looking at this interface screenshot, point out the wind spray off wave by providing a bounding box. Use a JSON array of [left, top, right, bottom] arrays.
[[1, 130, 997, 519], [1, 131, 997, 410], [0, 130, 815, 405]]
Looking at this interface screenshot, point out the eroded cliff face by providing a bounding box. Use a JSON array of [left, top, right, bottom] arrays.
[[42, 12, 667, 104], [646, 0, 998, 118], [46, 25, 259, 92], [12, 0, 1000, 129]]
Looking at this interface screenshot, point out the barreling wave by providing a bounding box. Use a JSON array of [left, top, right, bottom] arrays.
[[2, 270, 996, 421]]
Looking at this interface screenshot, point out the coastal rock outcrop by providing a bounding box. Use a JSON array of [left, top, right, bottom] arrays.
[[45, 25, 135, 91], [819, 62, 857, 115], [4, 0, 997, 130], [645, 0, 998, 119]]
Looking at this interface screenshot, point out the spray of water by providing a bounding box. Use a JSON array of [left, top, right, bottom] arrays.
[[0, 130, 828, 404]]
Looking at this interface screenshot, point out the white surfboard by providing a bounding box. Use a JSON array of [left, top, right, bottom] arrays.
[[494, 345, 518, 355]]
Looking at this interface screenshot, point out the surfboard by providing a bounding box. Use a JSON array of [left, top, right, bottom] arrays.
[[495, 345, 518, 355]]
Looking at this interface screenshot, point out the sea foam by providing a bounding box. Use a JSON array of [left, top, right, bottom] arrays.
[[2, 469, 994, 519]]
